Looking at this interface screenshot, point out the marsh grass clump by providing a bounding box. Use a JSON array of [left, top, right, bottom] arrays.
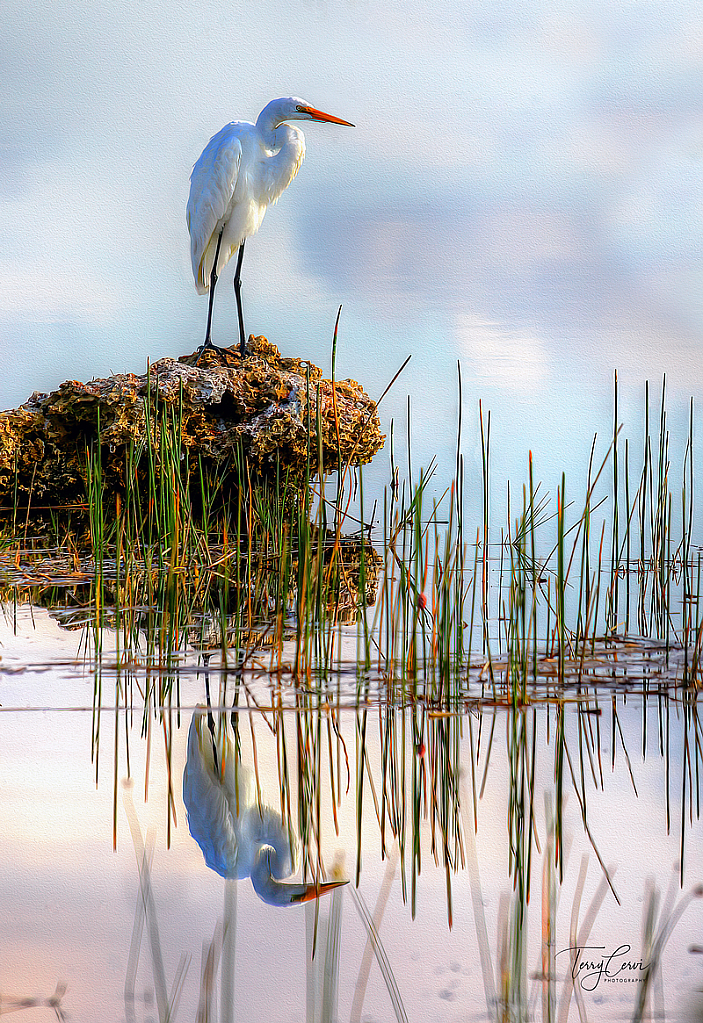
[[367, 373, 703, 702], [0, 378, 383, 699]]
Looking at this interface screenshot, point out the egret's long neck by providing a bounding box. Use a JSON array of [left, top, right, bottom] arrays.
[[256, 119, 306, 203]]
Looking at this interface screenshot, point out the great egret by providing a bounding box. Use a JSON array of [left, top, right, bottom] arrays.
[[183, 709, 347, 906], [187, 97, 354, 359]]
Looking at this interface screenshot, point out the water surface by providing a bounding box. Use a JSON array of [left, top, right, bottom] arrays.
[[2, 605, 702, 1022]]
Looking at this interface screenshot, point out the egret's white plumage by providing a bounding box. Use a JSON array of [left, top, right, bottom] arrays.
[[183, 709, 346, 905], [186, 97, 354, 355]]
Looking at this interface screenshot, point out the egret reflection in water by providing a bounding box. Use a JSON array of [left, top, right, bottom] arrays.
[[183, 708, 347, 905]]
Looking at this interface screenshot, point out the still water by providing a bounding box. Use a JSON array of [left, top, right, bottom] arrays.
[[2, 604, 702, 1023]]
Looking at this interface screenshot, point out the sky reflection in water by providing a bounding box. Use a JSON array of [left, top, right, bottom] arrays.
[[1, 607, 702, 1021]]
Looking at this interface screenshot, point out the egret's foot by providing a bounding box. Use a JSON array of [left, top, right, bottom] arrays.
[[194, 340, 234, 367]]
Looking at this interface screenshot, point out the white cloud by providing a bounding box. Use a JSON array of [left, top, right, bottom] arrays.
[[455, 314, 549, 389]]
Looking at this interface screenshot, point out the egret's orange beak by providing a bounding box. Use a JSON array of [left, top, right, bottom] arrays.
[[291, 878, 350, 904], [300, 105, 355, 127]]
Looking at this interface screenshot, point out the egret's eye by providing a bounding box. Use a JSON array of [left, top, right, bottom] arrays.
[[295, 105, 304, 112]]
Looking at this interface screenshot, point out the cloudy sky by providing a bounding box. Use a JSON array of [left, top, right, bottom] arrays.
[[3, 0, 703, 505]]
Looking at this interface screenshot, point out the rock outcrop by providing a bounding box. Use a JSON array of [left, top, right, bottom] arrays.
[[0, 336, 385, 509]]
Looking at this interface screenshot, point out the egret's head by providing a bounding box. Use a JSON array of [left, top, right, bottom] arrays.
[[259, 97, 354, 130]]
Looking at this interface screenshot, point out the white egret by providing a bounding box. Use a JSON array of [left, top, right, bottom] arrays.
[[183, 709, 347, 905], [187, 97, 354, 359]]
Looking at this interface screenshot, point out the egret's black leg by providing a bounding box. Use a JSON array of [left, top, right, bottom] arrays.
[[203, 230, 223, 348], [233, 241, 246, 356], [202, 653, 220, 775]]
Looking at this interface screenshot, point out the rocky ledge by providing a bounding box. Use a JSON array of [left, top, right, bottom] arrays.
[[0, 336, 385, 509]]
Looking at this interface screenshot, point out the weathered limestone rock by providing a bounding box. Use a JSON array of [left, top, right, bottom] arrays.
[[0, 336, 385, 508]]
